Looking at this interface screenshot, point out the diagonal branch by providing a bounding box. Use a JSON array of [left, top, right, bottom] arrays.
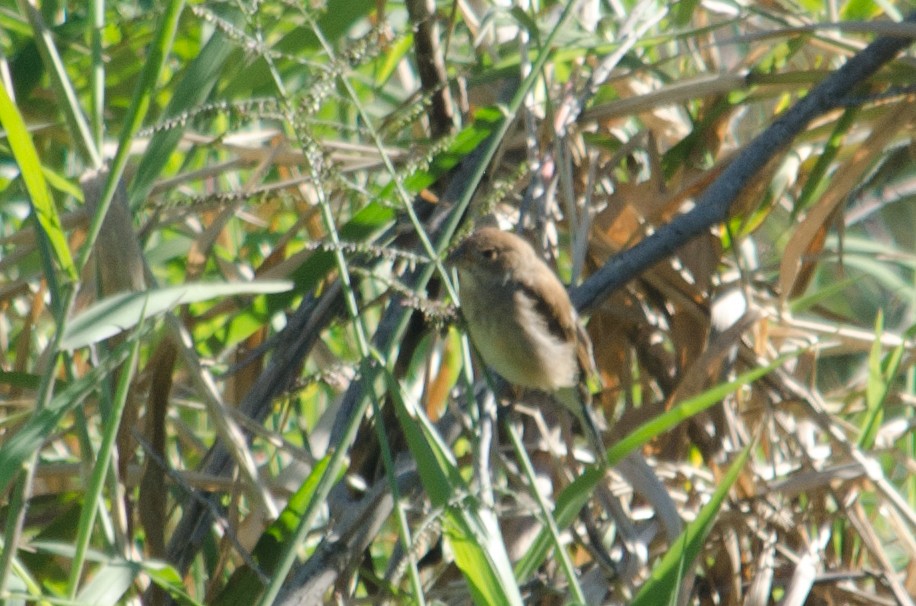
[[571, 13, 916, 315]]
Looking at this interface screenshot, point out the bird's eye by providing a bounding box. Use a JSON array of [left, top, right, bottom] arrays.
[[481, 248, 497, 261]]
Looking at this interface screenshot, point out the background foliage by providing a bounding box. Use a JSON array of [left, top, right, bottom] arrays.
[[0, 0, 915, 604]]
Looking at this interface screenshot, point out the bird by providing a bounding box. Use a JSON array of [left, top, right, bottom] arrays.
[[447, 226, 606, 460], [448, 227, 684, 553]]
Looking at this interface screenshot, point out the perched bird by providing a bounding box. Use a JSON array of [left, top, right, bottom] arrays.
[[449, 226, 683, 548], [447, 226, 605, 458]]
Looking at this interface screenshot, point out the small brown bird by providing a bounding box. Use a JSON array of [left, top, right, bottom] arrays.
[[448, 226, 605, 457]]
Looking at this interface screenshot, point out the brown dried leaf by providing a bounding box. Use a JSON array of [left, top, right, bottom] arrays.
[[779, 100, 916, 300]]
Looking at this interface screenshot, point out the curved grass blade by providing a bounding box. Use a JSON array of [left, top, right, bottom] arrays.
[[62, 280, 292, 349]]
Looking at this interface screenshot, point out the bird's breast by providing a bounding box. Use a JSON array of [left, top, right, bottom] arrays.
[[460, 277, 578, 392]]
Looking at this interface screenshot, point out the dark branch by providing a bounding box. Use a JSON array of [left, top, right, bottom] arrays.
[[571, 12, 916, 315]]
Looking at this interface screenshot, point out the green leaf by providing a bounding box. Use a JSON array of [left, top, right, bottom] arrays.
[[373, 34, 413, 87], [515, 355, 791, 580], [632, 444, 752, 605], [19, 2, 101, 167], [0, 371, 43, 391], [62, 281, 292, 349], [793, 107, 858, 217], [386, 368, 523, 605], [386, 364, 464, 508], [0, 81, 77, 281], [444, 509, 523, 606], [212, 456, 335, 605], [859, 313, 910, 449], [67, 300, 148, 597], [76, 561, 139, 606], [143, 560, 204, 606], [76, 0, 186, 274], [128, 5, 244, 208], [841, 0, 883, 20], [0, 341, 132, 494]]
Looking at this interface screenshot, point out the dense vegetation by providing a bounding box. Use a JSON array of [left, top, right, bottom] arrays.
[[0, 1, 914, 604]]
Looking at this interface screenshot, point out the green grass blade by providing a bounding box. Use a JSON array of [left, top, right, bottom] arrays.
[[631, 444, 752, 605], [17, 0, 101, 167], [211, 456, 336, 605], [859, 313, 911, 449], [386, 366, 523, 605], [62, 280, 292, 349], [128, 5, 244, 209], [67, 301, 147, 597], [75, 0, 186, 275], [0, 341, 132, 495], [0, 81, 77, 282], [515, 354, 792, 580]]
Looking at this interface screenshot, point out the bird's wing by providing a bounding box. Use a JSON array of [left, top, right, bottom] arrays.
[[515, 266, 580, 348]]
